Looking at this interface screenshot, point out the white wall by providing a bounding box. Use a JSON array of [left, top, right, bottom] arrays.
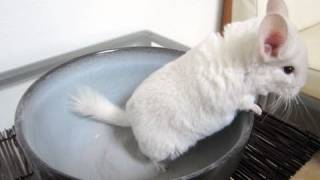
[[257, 0, 320, 31], [0, 0, 222, 73], [232, 0, 257, 22], [0, 0, 222, 130]]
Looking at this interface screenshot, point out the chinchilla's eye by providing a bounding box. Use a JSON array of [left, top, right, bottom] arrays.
[[283, 66, 295, 74]]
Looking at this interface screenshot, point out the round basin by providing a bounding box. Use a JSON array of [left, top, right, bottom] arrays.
[[15, 47, 253, 180]]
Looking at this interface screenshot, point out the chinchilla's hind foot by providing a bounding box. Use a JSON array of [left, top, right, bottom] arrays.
[[152, 161, 167, 172]]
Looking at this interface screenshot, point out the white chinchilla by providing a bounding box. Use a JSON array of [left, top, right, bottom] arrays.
[[70, 0, 308, 170]]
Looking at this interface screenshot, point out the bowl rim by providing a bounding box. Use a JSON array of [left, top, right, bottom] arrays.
[[15, 46, 254, 180]]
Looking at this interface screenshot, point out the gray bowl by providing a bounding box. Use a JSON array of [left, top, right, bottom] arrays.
[[15, 47, 253, 180]]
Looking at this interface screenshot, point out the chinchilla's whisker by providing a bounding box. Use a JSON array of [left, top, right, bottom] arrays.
[[270, 95, 282, 114], [297, 95, 319, 131], [281, 97, 290, 122]]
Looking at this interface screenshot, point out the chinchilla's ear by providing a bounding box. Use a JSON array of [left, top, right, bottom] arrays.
[[266, 0, 288, 17], [259, 0, 289, 61]]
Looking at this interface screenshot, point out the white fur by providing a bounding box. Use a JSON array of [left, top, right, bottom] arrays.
[[71, 0, 308, 168]]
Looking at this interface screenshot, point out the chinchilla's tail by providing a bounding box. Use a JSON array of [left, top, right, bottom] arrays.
[[70, 87, 130, 127]]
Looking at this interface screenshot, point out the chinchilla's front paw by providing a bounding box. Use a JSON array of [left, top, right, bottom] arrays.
[[239, 95, 262, 115], [250, 104, 262, 116]]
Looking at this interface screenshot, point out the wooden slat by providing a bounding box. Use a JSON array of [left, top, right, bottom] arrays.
[[221, 0, 233, 33]]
